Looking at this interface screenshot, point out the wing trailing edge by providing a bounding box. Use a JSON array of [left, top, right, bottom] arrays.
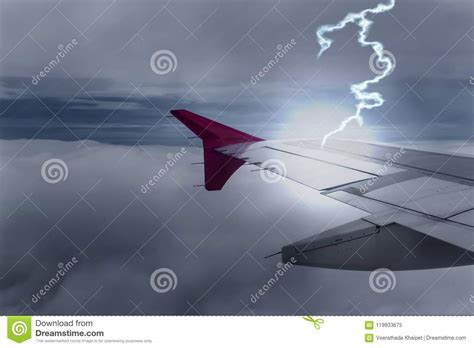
[[282, 219, 474, 270]]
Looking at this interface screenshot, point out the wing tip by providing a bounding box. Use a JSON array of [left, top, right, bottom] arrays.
[[171, 109, 262, 191]]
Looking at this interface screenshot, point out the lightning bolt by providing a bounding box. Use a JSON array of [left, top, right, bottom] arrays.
[[317, 0, 396, 147]]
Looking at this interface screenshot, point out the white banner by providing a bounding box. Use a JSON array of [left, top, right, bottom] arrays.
[[0, 316, 472, 347]]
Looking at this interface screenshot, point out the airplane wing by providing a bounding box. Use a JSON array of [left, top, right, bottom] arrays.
[[171, 109, 474, 271]]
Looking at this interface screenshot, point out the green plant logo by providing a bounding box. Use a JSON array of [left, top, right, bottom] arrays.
[[7, 316, 32, 343], [302, 315, 324, 330]]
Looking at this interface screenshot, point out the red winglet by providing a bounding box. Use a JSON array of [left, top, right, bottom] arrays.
[[170, 109, 263, 190]]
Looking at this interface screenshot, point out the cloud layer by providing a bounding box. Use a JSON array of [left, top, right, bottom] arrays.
[[0, 139, 472, 315]]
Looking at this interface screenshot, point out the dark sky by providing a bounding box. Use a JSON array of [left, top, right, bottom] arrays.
[[0, 0, 473, 315], [1, 0, 472, 145]]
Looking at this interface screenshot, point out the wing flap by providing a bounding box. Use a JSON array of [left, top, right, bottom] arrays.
[[364, 176, 474, 218], [236, 146, 375, 190], [322, 139, 474, 181], [448, 209, 474, 227], [283, 219, 474, 270], [267, 142, 404, 176], [363, 210, 474, 252]]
